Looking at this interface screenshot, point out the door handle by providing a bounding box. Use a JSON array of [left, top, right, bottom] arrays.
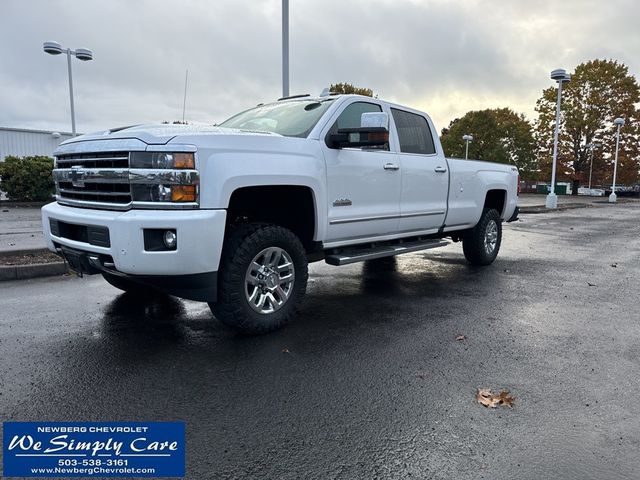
[[383, 163, 400, 171], [434, 166, 447, 173]]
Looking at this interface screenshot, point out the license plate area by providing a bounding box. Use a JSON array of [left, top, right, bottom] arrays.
[[59, 247, 100, 277]]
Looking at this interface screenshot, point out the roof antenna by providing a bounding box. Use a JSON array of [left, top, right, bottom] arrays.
[[319, 87, 330, 97], [182, 69, 189, 123]]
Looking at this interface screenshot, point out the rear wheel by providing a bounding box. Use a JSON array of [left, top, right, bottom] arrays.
[[210, 224, 308, 334], [462, 208, 502, 266]]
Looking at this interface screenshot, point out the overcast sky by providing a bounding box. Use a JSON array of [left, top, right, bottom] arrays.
[[1, 0, 638, 135]]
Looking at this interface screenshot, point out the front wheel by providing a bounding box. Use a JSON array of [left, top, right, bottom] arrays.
[[210, 224, 308, 334], [462, 208, 502, 266]]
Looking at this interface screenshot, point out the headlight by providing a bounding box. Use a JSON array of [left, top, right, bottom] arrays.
[[128, 151, 199, 206], [130, 152, 195, 169], [131, 184, 198, 203]]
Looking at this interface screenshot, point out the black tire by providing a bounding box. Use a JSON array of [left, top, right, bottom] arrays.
[[462, 208, 502, 266], [102, 272, 159, 296], [210, 224, 308, 334]]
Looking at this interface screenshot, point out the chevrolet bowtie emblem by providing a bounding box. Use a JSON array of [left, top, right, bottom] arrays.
[[70, 166, 85, 188]]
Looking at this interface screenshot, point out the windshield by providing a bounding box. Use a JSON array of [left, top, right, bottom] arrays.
[[219, 99, 335, 138]]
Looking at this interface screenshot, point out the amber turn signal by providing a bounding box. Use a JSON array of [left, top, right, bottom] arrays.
[[171, 185, 197, 202], [173, 153, 195, 169], [368, 131, 389, 143]]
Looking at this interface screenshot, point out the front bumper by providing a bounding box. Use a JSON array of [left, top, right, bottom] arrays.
[[42, 203, 227, 297]]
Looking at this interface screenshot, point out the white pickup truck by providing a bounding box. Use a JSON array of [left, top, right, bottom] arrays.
[[42, 93, 519, 333]]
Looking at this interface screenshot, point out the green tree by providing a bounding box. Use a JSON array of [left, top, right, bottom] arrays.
[[534, 59, 640, 190], [0, 156, 55, 201], [330, 83, 374, 97], [440, 108, 537, 178]]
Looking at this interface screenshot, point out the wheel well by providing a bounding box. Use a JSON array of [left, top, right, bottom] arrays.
[[484, 189, 506, 217], [227, 186, 316, 251]]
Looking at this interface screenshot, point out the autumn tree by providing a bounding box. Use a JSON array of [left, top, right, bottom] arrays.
[[440, 108, 537, 178], [330, 83, 374, 97], [534, 59, 640, 191]]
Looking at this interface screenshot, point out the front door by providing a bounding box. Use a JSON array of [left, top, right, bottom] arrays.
[[323, 101, 402, 243]]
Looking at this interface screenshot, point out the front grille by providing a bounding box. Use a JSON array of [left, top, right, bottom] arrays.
[[55, 152, 130, 169], [54, 152, 132, 209]]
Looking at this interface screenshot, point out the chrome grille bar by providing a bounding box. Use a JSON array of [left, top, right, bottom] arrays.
[[53, 169, 198, 185], [56, 156, 129, 164], [58, 188, 130, 197], [53, 169, 129, 184]]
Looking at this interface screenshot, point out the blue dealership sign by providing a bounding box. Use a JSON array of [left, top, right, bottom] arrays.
[[3, 422, 185, 477]]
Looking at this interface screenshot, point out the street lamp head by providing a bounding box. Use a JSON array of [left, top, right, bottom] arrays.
[[74, 48, 93, 61], [43, 41, 63, 55], [550, 68, 571, 83], [462, 134, 473, 142], [613, 117, 625, 127]]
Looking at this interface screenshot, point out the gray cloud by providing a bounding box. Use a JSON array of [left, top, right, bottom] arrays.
[[1, 0, 638, 134]]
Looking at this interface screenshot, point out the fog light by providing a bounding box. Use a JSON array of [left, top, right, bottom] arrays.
[[163, 230, 177, 249]]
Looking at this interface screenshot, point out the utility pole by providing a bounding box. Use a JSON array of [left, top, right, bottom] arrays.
[[182, 69, 189, 123], [282, 0, 289, 98]]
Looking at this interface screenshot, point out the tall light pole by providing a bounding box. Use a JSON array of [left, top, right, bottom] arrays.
[[609, 117, 625, 203], [462, 134, 473, 160], [587, 142, 600, 190], [43, 41, 93, 136], [546, 68, 571, 209], [282, 0, 289, 98]]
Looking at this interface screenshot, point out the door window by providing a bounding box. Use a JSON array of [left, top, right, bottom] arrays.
[[326, 102, 383, 148], [391, 108, 436, 155]]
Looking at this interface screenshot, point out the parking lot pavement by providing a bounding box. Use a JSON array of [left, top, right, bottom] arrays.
[[1, 203, 640, 479], [0, 206, 47, 252]]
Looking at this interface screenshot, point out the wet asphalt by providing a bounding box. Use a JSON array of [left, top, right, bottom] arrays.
[[1, 202, 640, 479]]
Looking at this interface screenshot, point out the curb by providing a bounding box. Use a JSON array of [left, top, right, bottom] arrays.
[[0, 248, 68, 281], [0, 262, 68, 281], [519, 203, 591, 214]]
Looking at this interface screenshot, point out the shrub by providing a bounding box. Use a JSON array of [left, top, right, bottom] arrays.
[[0, 156, 55, 201]]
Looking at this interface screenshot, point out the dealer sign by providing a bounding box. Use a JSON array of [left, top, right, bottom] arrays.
[[3, 422, 185, 477]]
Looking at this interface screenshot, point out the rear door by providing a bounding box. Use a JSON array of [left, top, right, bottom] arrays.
[[322, 100, 402, 243], [390, 108, 448, 233]]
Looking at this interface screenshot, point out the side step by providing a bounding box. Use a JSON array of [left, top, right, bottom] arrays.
[[325, 239, 450, 266]]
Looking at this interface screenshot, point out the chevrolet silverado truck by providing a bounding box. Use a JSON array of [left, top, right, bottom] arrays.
[[42, 93, 519, 334]]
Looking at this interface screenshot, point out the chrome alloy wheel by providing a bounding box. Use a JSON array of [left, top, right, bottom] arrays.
[[484, 219, 498, 255], [245, 247, 295, 314]]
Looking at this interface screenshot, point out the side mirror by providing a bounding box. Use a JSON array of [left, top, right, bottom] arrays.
[[328, 112, 390, 149]]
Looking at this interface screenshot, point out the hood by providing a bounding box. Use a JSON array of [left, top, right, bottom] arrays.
[[58, 123, 282, 146]]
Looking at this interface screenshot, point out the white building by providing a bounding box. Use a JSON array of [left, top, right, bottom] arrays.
[[0, 127, 75, 161]]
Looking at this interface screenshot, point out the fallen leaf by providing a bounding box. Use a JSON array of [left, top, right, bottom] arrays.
[[476, 388, 515, 408], [496, 389, 515, 407], [476, 388, 498, 408], [456, 335, 467, 342], [587, 282, 597, 287], [281, 348, 290, 354]]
